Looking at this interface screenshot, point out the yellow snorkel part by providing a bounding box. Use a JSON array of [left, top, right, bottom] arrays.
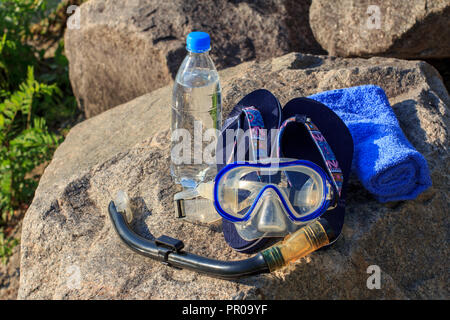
[[261, 219, 330, 272]]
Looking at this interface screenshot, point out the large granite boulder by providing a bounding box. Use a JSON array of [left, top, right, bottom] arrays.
[[19, 53, 449, 299], [65, 0, 324, 118], [309, 0, 450, 59]]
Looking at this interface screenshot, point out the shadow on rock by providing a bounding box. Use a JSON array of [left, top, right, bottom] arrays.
[[130, 196, 154, 240]]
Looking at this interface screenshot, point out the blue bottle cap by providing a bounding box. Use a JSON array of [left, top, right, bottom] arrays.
[[186, 31, 211, 53]]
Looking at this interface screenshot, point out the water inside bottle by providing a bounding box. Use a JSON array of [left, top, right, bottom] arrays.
[[171, 69, 222, 188]]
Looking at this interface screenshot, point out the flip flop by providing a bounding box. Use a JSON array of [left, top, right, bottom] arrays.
[[279, 97, 354, 246], [216, 89, 282, 253]]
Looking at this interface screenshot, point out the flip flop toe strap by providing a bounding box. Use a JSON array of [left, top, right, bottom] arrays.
[[226, 106, 267, 164], [277, 115, 344, 196]]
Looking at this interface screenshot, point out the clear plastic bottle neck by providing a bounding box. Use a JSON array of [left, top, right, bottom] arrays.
[[184, 49, 215, 68], [175, 49, 217, 84]]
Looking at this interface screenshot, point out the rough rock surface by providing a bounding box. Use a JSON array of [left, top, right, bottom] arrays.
[[309, 0, 450, 59], [0, 222, 21, 300], [19, 53, 449, 299], [64, 0, 325, 118]]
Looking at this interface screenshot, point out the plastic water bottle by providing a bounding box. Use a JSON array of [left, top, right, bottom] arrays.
[[171, 32, 222, 189]]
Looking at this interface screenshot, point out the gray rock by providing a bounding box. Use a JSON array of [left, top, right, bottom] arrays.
[[19, 53, 449, 299], [309, 0, 450, 59], [64, 0, 324, 118]]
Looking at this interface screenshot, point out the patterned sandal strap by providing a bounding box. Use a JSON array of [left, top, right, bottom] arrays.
[[241, 107, 267, 160], [277, 115, 344, 196], [226, 106, 267, 164]]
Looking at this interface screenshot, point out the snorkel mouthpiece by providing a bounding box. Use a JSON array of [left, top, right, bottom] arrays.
[[261, 219, 330, 272]]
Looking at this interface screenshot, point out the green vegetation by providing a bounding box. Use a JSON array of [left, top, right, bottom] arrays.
[[0, 230, 19, 264], [0, 0, 81, 263]]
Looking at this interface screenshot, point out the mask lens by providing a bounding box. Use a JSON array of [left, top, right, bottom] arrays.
[[217, 168, 262, 217], [216, 160, 326, 221], [280, 169, 323, 217]]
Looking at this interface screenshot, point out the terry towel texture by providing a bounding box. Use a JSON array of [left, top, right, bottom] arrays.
[[308, 85, 432, 203]]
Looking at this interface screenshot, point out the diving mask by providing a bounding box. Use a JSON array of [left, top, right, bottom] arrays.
[[175, 158, 339, 240], [215, 158, 338, 240]]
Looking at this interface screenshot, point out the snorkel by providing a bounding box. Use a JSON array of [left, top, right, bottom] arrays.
[[108, 193, 338, 279]]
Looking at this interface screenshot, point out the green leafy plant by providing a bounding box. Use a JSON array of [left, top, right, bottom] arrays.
[[1, 66, 62, 219], [0, 229, 19, 264], [0, 1, 47, 90], [0, 0, 79, 263]]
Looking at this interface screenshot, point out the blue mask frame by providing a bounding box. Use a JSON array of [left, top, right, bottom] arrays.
[[213, 159, 337, 223]]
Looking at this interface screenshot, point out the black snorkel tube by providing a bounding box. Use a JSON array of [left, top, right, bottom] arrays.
[[109, 201, 269, 279], [108, 200, 340, 279]]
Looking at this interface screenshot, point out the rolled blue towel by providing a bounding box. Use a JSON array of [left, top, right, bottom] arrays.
[[308, 85, 432, 203]]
